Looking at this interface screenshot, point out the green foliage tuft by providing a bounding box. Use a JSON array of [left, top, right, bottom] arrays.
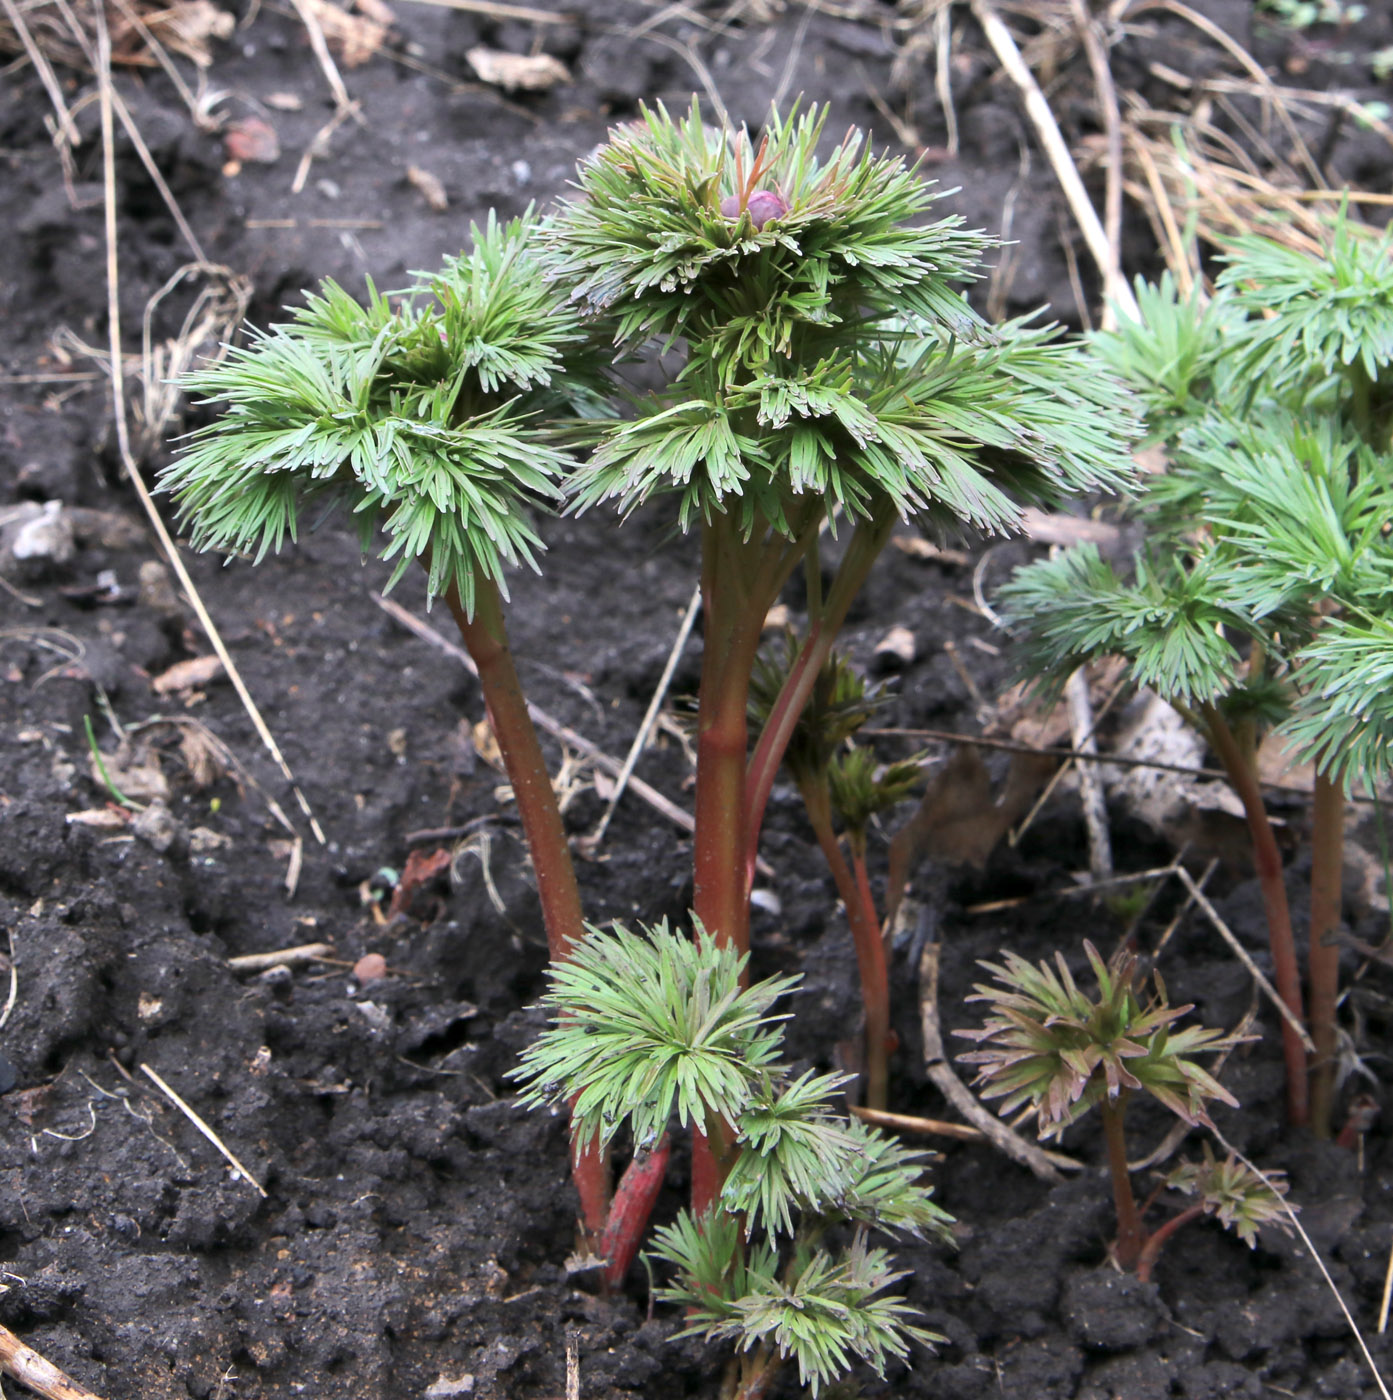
[[1164, 1145, 1295, 1249], [958, 942, 1239, 1137], [159, 211, 588, 614], [556, 100, 1138, 536]]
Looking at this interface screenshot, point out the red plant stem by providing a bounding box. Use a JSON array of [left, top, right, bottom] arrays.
[[1100, 1095, 1144, 1271], [1308, 770, 1345, 1138], [443, 578, 610, 1235], [692, 1113, 740, 1218], [799, 778, 890, 1108], [694, 515, 813, 956], [1134, 1203, 1205, 1284], [742, 507, 897, 892], [1199, 702, 1309, 1129], [690, 513, 813, 1210], [599, 1135, 672, 1288], [849, 839, 891, 1109]]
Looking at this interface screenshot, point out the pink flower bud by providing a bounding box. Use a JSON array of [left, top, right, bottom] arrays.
[[719, 189, 788, 230]]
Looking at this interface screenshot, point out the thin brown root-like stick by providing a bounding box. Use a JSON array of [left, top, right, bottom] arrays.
[[0, 1324, 105, 1400], [373, 592, 731, 851], [919, 923, 1068, 1183], [286, 0, 352, 110], [850, 1104, 983, 1142], [1067, 0, 1124, 327], [1175, 864, 1315, 1054], [584, 583, 701, 852], [1066, 665, 1112, 879], [2, 0, 81, 144], [934, 2, 958, 158], [140, 1065, 268, 1196], [292, 100, 360, 195], [970, 0, 1138, 319], [227, 942, 335, 973], [109, 0, 212, 129], [852, 1103, 1080, 1170], [1211, 1128, 1393, 1400], [1010, 672, 1127, 845], [54, 0, 205, 259], [89, 4, 325, 847]]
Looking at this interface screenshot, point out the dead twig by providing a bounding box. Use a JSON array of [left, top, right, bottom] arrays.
[[917, 910, 1074, 1182], [139, 1065, 268, 1197], [1173, 864, 1316, 1054], [1, 0, 81, 143], [582, 585, 701, 853], [970, 0, 1138, 318], [89, 0, 325, 846], [1066, 665, 1112, 879], [227, 941, 335, 973], [0, 1324, 105, 1400], [1066, 0, 1124, 325], [850, 1103, 981, 1144], [372, 592, 700, 842]]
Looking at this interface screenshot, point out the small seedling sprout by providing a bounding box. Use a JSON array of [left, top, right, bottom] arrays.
[[515, 920, 952, 1398], [958, 941, 1243, 1271]]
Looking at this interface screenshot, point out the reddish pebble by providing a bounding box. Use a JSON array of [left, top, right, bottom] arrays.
[[354, 953, 388, 983]]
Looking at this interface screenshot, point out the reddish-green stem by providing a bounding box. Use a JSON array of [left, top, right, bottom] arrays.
[[690, 512, 813, 1210], [743, 507, 897, 892], [444, 578, 609, 1235], [799, 777, 890, 1108], [1134, 1202, 1204, 1283], [1308, 770, 1345, 1137], [446, 579, 585, 963], [599, 1136, 672, 1288], [1199, 701, 1309, 1128], [1100, 1094, 1145, 1271]]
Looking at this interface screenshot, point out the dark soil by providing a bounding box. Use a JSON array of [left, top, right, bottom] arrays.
[[5, 1, 1393, 1396]]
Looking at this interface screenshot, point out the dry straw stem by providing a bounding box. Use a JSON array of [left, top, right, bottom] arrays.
[[140, 1064, 268, 1197], [0, 0, 230, 71], [970, 0, 1138, 320], [1211, 1127, 1393, 1400], [373, 593, 730, 850], [227, 941, 336, 973], [917, 915, 1079, 1181], [583, 583, 702, 852], [89, 1, 325, 845], [0, 1323, 105, 1400]]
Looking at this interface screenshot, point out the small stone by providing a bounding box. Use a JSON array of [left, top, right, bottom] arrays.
[[133, 800, 186, 856], [354, 953, 388, 983], [424, 1375, 474, 1398], [873, 624, 916, 670]]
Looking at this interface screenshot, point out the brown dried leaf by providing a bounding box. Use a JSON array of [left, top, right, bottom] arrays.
[[152, 654, 225, 694], [65, 807, 131, 831], [465, 45, 569, 91], [302, 0, 388, 67], [177, 724, 229, 786], [407, 165, 448, 212], [891, 535, 970, 566], [1020, 508, 1121, 548]]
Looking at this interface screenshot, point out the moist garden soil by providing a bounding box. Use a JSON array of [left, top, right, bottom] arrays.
[[4, 1, 1393, 1395]]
